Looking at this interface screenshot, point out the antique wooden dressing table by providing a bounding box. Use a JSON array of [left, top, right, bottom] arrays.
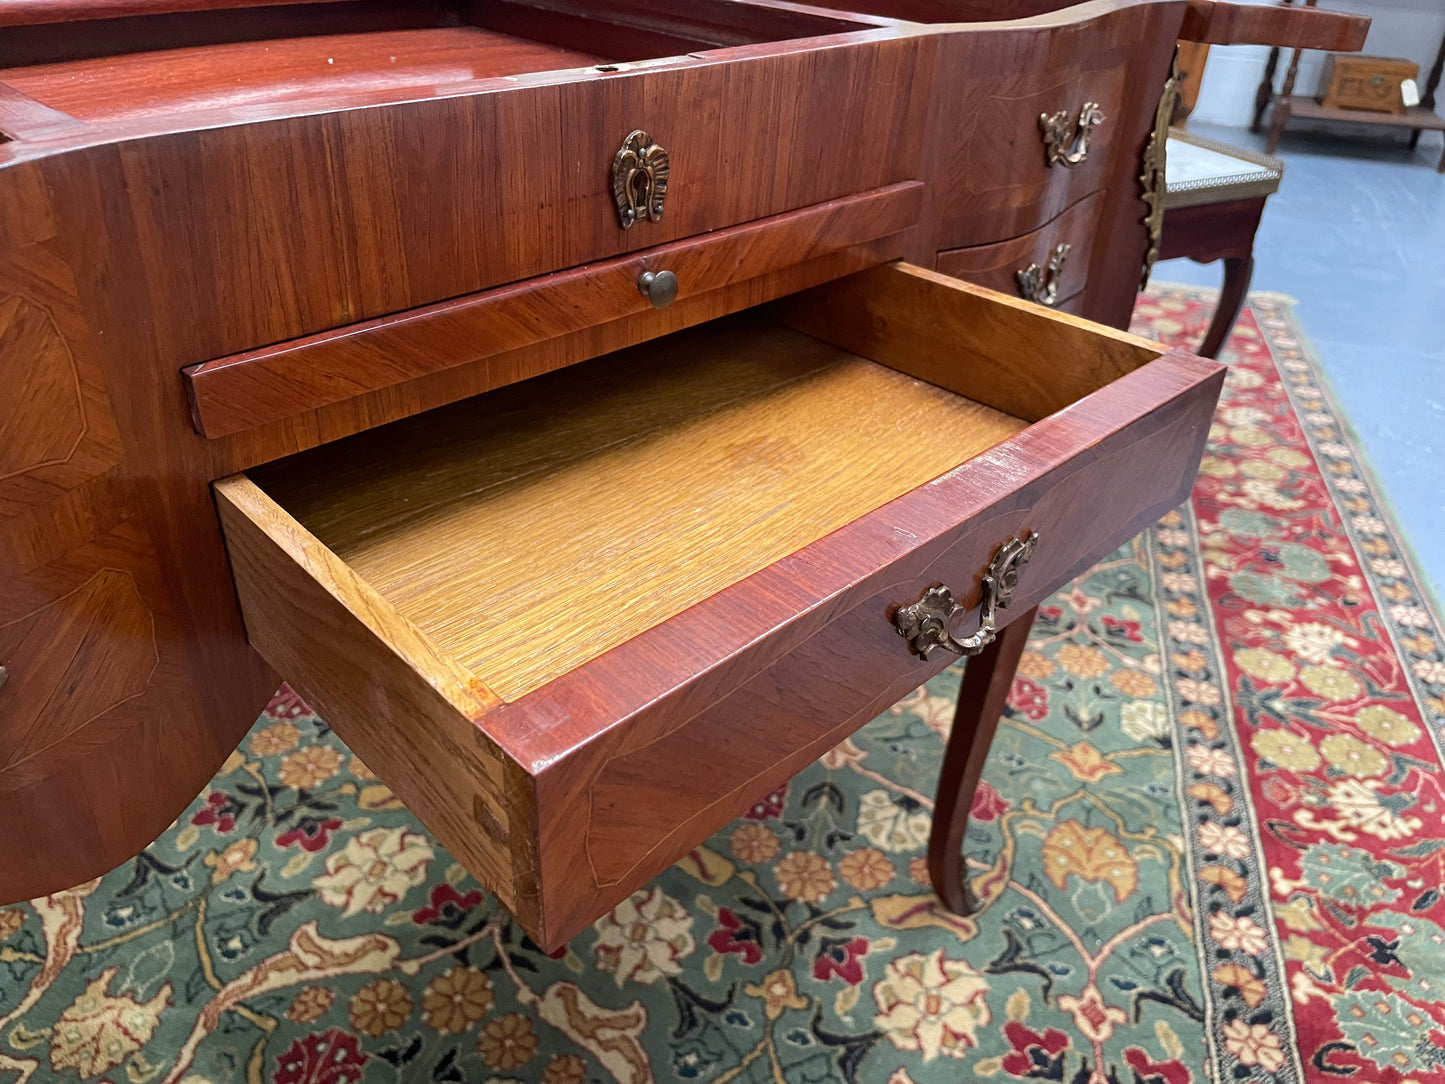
[[0, 0, 1363, 949]]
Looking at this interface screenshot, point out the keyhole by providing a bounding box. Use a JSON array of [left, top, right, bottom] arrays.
[[629, 171, 651, 210]]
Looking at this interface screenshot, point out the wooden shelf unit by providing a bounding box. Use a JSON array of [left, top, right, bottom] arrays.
[[1253, 0, 1445, 172]]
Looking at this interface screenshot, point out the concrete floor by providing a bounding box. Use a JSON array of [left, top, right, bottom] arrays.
[[1156, 120, 1445, 608]]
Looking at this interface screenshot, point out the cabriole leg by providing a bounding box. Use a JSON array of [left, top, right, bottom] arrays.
[[928, 607, 1037, 914]]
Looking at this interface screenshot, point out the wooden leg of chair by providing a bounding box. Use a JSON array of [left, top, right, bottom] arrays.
[[1200, 255, 1254, 359], [928, 607, 1037, 915], [1251, 45, 1280, 133]]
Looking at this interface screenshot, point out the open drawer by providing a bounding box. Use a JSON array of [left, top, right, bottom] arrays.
[[213, 263, 1223, 948]]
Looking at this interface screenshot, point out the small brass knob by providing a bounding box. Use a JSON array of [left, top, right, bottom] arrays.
[[638, 269, 678, 309], [0, 665, 8, 691]]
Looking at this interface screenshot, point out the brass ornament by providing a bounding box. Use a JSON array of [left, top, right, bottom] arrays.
[[611, 129, 670, 230], [892, 532, 1039, 660], [1039, 101, 1105, 167], [1139, 50, 1181, 289], [1016, 243, 1070, 307]]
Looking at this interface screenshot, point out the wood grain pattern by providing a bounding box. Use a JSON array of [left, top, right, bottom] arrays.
[[0, 0, 874, 73], [0, 245, 128, 578], [1065, 2, 1187, 328], [213, 475, 539, 925], [1180, 0, 1368, 49], [934, 189, 1104, 305], [0, 84, 87, 142], [0, 515, 267, 900], [0, 295, 87, 478], [776, 263, 1156, 423], [0, 0, 355, 25], [205, 228, 916, 470], [0, 569, 158, 784], [921, 12, 1134, 251], [471, 0, 876, 53], [182, 183, 924, 438], [0, 2, 459, 69], [0, 22, 935, 906], [0, 166, 277, 903], [8, 31, 932, 365], [2, 28, 609, 124], [250, 318, 1027, 700]]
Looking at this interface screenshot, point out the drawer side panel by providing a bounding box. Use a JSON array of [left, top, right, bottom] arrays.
[[212, 475, 541, 929]]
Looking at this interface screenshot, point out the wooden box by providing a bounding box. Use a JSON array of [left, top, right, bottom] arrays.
[[1316, 54, 1419, 115]]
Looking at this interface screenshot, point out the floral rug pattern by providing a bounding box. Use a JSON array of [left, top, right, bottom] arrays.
[[2, 290, 1444, 1084]]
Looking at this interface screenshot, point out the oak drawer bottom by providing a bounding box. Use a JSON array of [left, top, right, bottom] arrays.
[[241, 319, 1027, 702]]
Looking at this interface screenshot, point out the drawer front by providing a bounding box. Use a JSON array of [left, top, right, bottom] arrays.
[[927, 5, 1173, 249], [535, 353, 1219, 939], [214, 264, 1223, 949], [931, 37, 1122, 246], [935, 189, 1103, 308], [70, 34, 930, 371], [183, 183, 924, 439]]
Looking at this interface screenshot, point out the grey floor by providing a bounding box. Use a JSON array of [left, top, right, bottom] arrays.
[[1156, 119, 1445, 608]]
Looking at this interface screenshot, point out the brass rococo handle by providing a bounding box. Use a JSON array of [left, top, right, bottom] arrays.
[[1039, 101, 1105, 167], [892, 532, 1039, 660], [1016, 243, 1070, 307]]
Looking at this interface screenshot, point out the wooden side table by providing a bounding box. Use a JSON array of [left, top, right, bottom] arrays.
[[1159, 129, 1284, 357]]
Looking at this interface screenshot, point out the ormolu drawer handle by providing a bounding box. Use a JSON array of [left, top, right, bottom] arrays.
[[1016, 243, 1070, 307], [638, 269, 679, 308], [612, 129, 670, 230], [1039, 101, 1105, 167], [892, 532, 1038, 660]]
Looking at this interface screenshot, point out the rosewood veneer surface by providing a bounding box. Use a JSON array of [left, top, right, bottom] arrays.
[[0, 29, 612, 122]]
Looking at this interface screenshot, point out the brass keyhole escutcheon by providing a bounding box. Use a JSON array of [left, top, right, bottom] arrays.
[[612, 130, 670, 230]]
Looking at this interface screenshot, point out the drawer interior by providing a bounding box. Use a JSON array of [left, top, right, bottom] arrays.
[[243, 316, 1026, 700], [229, 265, 1163, 703], [0, 0, 879, 123]]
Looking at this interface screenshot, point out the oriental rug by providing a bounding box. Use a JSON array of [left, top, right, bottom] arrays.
[[3, 288, 1445, 1084]]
